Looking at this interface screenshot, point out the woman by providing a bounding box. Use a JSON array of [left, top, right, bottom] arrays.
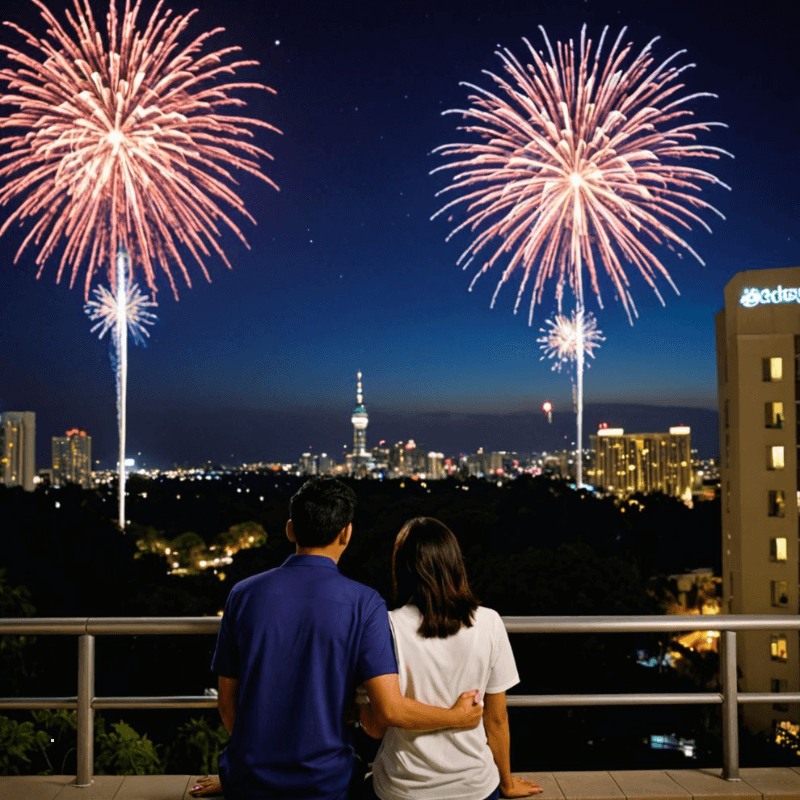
[[359, 517, 541, 800]]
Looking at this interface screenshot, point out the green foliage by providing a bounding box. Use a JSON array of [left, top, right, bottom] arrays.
[[95, 719, 162, 775], [166, 716, 230, 774], [0, 715, 49, 775], [0, 569, 36, 694]]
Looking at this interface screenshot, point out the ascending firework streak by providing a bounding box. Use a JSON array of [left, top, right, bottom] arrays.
[[433, 26, 730, 486], [85, 250, 157, 529], [538, 309, 604, 487]]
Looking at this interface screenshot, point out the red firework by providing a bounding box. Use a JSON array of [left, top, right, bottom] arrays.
[[0, 0, 280, 297], [432, 26, 732, 323]]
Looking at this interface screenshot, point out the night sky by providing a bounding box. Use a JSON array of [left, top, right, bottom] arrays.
[[1, 0, 798, 467]]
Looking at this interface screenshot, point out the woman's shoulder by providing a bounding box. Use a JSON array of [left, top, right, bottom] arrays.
[[473, 604, 503, 629]]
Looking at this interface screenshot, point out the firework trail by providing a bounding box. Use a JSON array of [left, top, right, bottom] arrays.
[[538, 309, 604, 372], [85, 259, 157, 527], [538, 307, 604, 487], [0, 0, 280, 298], [432, 25, 731, 323]]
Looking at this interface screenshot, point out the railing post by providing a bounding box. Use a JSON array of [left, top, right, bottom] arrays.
[[75, 633, 95, 787], [721, 629, 740, 780]]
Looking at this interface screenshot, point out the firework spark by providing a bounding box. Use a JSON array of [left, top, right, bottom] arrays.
[[85, 277, 157, 345], [432, 25, 731, 322], [538, 309, 604, 372], [0, 0, 280, 297]]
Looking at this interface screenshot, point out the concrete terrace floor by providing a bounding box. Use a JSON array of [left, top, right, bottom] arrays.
[[6, 770, 800, 800]]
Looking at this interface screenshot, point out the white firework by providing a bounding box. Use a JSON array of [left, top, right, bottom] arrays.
[[85, 281, 158, 346], [538, 309, 604, 372]]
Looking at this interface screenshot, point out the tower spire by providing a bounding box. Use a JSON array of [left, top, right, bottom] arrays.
[[351, 370, 369, 476]]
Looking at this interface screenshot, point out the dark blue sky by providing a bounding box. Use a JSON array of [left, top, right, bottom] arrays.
[[1, 0, 798, 466]]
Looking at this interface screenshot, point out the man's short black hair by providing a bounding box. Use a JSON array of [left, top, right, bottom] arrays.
[[289, 477, 357, 548]]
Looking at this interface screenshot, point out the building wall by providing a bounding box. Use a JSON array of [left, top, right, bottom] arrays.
[[589, 428, 692, 498], [717, 266, 800, 735], [0, 411, 36, 491], [51, 431, 93, 489]]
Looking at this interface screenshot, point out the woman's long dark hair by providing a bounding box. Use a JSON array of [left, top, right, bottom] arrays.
[[392, 517, 479, 639]]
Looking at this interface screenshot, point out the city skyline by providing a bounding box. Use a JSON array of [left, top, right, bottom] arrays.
[[2, 0, 798, 466]]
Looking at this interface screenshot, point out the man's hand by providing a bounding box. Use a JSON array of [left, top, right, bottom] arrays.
[[449, 690, 483, 728]]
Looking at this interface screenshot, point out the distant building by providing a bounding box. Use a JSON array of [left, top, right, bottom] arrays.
[[299, 453, 318, 476], [426, 452, 444, 480], [588, 426, 692, 499], [0, 411, 36, 491], [464, 449, 504, 478], [716, 266, 800, 735], [51, 429, 93, 488]]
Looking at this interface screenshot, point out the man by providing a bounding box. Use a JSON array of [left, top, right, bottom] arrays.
[[208, 477, 482, 800]]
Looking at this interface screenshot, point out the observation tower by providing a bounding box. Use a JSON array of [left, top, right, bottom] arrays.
[[351, 371, 369, 476]]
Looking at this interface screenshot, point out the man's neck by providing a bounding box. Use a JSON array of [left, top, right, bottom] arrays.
[[295, 546, 342, 564]]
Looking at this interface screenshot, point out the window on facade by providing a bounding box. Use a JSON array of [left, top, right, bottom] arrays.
[[724, 400, 730, 429], [771, 635, 788, 661], [764, 357, 783, 381], [766, 402, 784, 429], [768, 446, 785, 470], [772, 581, 789, 607], [773, 679, 789, 711], [771, 537, 788, 561], [768, 491, 786, 517]]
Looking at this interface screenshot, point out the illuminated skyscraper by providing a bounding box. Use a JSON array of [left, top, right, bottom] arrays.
[[716, 266, 800, 736], [588, 426, 692, 499], [0, 411, 36, 491], [52, 429, 93, 488], [350, 371, 369, 477]]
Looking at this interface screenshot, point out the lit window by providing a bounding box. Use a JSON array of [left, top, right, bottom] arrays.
[[768, 491, 786, 517], [771, 635, 788, 661], [764, 357, 783, 381], [768, 446, 785, 470], [772, 581, 789, 607], [771, 538, 788, 561], [765, 402, 785, 429]]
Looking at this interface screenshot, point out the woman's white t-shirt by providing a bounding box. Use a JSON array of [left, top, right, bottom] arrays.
[[371, 604, 519, 800]]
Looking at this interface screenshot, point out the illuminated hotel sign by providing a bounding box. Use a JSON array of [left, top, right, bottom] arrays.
[[740, 286, 800, 308]]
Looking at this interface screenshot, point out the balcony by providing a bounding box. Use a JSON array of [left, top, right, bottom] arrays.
[[3, 615, 800, 799], [5, 768, 800, 800]]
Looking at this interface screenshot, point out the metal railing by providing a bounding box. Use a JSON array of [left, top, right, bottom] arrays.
[[2, 614, 800, 786]]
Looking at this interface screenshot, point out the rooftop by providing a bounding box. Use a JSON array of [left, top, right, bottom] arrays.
[[6, 770, 800, 800]]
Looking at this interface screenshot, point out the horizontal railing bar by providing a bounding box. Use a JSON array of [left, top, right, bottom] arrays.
[[4, 614, 800, 637], [0, 698, 77, 709], [503, 614, 800, 633], [506, 693, 722, 707], [93, 697, 216, 709], [0, 619, 89, 635], [739, 692, 800, 704], [86, 618, 221, 635]]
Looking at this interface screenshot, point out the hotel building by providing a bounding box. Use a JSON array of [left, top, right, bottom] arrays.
[[588, 426, 692, 499], [0, 411, 36, 491], [51, 429, 93, 489], [716, 266, 800, 735]]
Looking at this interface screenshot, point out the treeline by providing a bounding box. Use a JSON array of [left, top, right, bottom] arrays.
[[0, 475, 788, 771]]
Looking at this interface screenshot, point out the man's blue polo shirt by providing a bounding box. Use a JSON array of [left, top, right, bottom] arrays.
[[211, 554, 398, 800]]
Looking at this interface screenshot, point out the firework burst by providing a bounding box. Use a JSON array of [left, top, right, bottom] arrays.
[[85, 277, 157, 345], [432, 25, 731, 322], [0, 0, 280, 297], [538, 309, 604, 372]]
